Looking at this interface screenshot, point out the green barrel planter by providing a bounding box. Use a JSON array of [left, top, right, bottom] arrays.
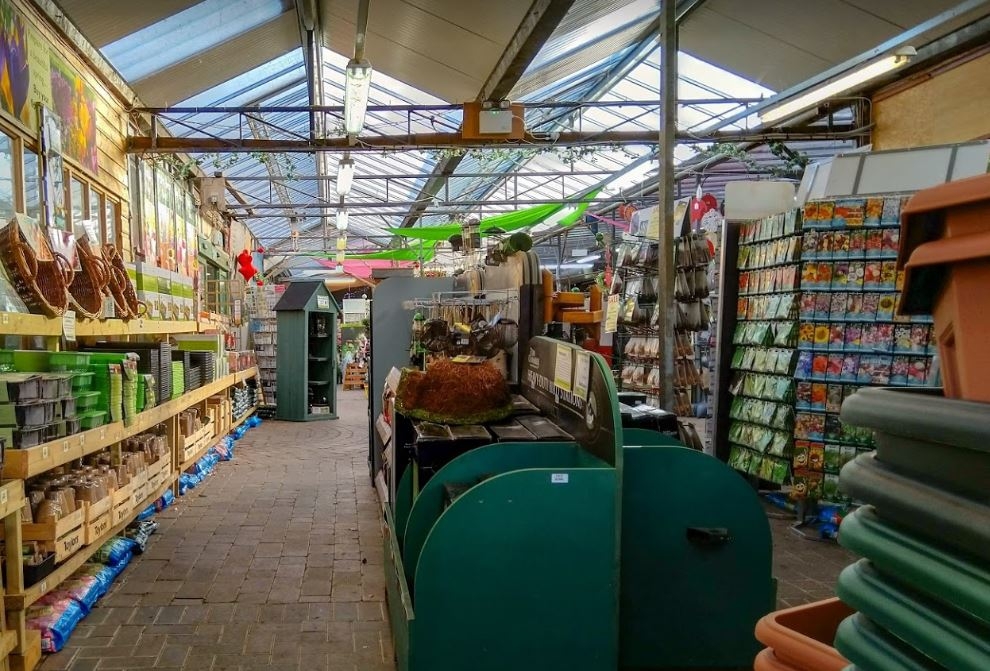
[[836, 561, 990, 671], [836, 614, 948, 671], [840, 387, 990, 499]]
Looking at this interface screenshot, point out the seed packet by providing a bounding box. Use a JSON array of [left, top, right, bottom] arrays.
[[826, 384, 845, 413], [803, 202, 820, 228], [796, 381, 813, 410], [870, 355, 892, 385], [825, 414, 844, 443], [813, 323, 830, 348], [866, 230, 883, 257], [798, 322, 815, 350], [847, 261, 865, 289], [817, 262, 833, 287], [801, 262, 818, 288], [815, 293, 832, 320], [881, 228, 900, 257], [793, 441, 810, 469], [841, 354, 860, 382], [771, 459, 790, 484], [877, 294, 896, 321], [849, 230, 866, 258], [753, 349, 769, 372], [823, 442, 843, 472], [765, 294, 782, 320], [776, 293, 796, 319], [895, 269, 905, 291], [807, 470, 824, 499], [796, 351, 813, 379], [802, 230, 819, 258], [812, 354, 829, 380], [832, 261, 849, 289], [738, 272, 750, 294], [728, 445, 750, 472], [857, 355, 875, 383], [875, 323, 894, 352], [809, 440, 826, 468], [782, 264, 798, 291], [785, 209, 801, 235], [890, 355, 909, 384], [829, 293, 848, 321], [914, 324, 933, 353], [737, 297, 749, 320], [845, 293, 864, 321], [863, 323, 881, 351], [832, 230, 850, 258], [879, 261, 898, 290], [817, 201, 835, 229], [772, 405, 795, 433], [844, 324, 863, 351], [811, 382, 827, 411], [834, 200, 865, 228], [829, 323, 846, 351], [823, 473, 841, 501], [816, 231, 833, 259], [907, 357, 929, 386], [894, 324, 913, 353], [863, 261, 881, 289], [880, 197, 902, 226], [774, 322, 798, 347], [799, 294, 817, 321], [827, 354, 844, 380], [864, 197, 884, 226], [862, 292, 880, 320]]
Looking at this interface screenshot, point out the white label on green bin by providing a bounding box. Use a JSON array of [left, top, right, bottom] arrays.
[[551, 473, 569, 484]]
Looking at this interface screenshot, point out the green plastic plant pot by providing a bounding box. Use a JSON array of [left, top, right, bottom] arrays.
[[839, 506, 990, 626], [840, 387, 990, 499], [836, 561, 990, 671], [839, 454, 990, 563], [835, 614, 949, 671]]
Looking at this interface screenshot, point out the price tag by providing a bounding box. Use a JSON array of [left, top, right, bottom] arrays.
[[39, 580, 47, 594], [41, 445, 49, 459], [0, 490, 8, 505], [551, 473, 569, 484], [100, 428, 106, 440], [62, 440, 69, 454], [605, 295, 620, 334], [1, 313, 8, 325], [78, 434, 85, 446], [62, 310, 76, 342]]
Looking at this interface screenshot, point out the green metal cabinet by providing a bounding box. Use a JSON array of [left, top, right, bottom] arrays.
[[273, 281, 340, 421]]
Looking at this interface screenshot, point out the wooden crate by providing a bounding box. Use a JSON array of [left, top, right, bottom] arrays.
[[180, 422, 214, 464], [22, 507, 85, 563], [82, 496, 112, 524], [83, 512, 111, 545], [343, 364, 366, 390], [111, 481, 135, 526]]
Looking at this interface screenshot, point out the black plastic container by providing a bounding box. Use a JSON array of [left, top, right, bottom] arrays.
[[840, 387, 990, 499], [23, 553, 56, 587]]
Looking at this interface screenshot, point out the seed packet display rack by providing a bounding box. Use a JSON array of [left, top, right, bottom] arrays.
[[716, 195, 937, 505]]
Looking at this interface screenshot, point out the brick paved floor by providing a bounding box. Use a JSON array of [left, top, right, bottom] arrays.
[[40, 390, 854, 670]]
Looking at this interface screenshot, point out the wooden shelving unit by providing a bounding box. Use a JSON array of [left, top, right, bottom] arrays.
[[0, 364, 257, 670], [0, 314, 226, 338]]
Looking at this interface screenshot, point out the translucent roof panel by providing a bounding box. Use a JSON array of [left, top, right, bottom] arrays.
[[102, 0, 290, 81]]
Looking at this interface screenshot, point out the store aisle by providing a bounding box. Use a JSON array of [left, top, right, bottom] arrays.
[[41, 389, 393, 671]]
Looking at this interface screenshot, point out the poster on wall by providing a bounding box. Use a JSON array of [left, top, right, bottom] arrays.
[[40, 107, 65, 230], [156, 167, 174, 270], [141, 162, 157, 263], [49, 55, 98, 174], [0, 0, 98, 174]]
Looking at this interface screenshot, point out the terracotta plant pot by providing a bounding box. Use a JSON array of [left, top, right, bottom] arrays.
[[754, 597, 852, 671], [899, 173, 990, 402]]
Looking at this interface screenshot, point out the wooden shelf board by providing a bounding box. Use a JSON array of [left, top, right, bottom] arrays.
[[0, 313, 232, 338], [0, 627, 17, 659], [5, 473, 178, 612], [0, 481, 25, 520], [2, 368, 257, 480]]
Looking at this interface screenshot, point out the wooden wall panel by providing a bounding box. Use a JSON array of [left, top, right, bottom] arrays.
[[873, 49, 990, 150]]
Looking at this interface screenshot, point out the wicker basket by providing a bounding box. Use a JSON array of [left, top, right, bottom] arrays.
[[68, 239, 112, 319], [103, 243, 144, 320], [0, 220, 73, 317]]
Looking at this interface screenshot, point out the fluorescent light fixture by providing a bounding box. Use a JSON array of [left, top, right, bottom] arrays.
[[540, 262, 594, 269], [760, 47, 915, 125], [344, 59, 373, 136], [574, 253, 602, 263], [337, 209, 349, 232], [336, 157, 355, 197]]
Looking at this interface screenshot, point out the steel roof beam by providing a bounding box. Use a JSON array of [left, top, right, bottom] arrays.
[[397, 0, 577, 230]]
